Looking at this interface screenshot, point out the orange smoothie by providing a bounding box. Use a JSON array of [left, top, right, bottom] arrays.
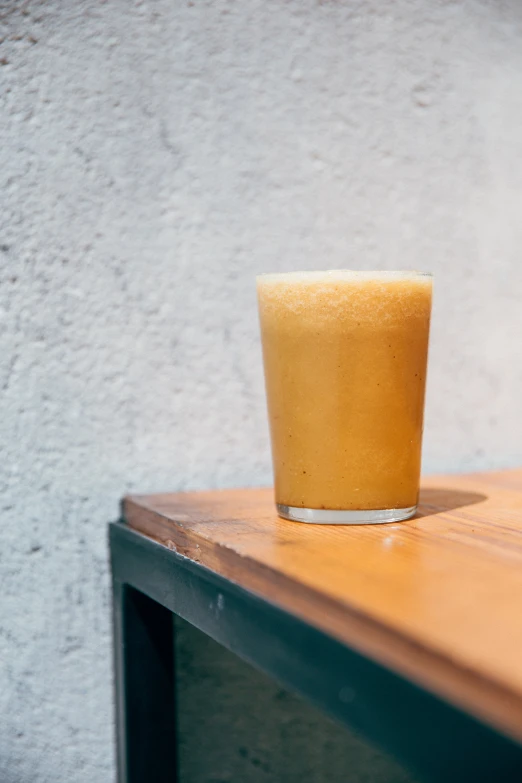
[[257, 271, 432, 522]]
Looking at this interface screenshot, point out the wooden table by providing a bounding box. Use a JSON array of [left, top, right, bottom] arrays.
[[111, 469, 522, 783]]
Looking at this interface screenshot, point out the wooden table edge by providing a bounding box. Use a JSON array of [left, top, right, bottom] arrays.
[[122, 493, 522, 746]]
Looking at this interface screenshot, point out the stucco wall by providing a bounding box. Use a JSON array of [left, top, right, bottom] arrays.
[[2, 0, 522, 780]]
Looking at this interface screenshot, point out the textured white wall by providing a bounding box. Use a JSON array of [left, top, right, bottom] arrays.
[[2, 0, 522, 780]]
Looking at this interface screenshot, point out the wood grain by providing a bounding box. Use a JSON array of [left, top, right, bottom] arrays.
[[123, 469, 522, 744]]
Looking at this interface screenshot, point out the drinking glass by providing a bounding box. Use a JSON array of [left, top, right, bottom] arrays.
[[257, 270, 433, 524]]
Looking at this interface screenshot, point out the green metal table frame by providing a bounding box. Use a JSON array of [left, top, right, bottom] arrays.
[[110, 521, 522, 783]]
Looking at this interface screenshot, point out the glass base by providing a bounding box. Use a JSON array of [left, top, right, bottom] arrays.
[[276, 503, 417, 525]]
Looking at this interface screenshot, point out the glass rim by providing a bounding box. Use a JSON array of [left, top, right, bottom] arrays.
[[256, 269, 433, 281]]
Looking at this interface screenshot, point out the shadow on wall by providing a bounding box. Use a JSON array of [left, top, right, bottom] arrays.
[[176, 617, 417, 783]]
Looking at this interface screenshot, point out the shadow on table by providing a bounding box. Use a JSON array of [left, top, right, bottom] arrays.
[[416, 487, 488, 518]]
